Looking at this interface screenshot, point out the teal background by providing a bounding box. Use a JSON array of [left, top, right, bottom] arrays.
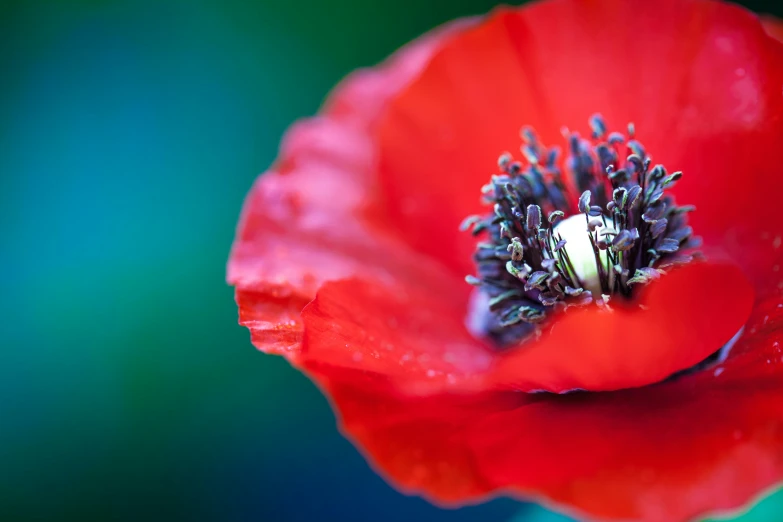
[[1, 1, 781, 521]]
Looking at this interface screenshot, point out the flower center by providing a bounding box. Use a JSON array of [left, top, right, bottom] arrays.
[[463, 114, 701, 346]]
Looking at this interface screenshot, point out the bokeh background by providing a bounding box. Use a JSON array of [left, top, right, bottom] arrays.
[[2, 0, 782, 521]]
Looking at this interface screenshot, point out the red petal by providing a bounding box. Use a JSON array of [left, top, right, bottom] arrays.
[[227, 20, 472, 359], [309, 293, 783, 522], [488, 262, 754, 393], [762, 15, 783, 43], [301, 276, 488, 395], [377, 0, 783, 288], [301, 262, 753, 394]]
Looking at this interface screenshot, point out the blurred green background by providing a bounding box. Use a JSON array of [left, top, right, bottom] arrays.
[[1, 0, 782, 521]]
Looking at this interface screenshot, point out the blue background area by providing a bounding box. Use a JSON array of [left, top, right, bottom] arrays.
[[1, 1, 781, 520]]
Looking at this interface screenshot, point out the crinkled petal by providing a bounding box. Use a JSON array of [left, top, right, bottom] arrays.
[[301, 276, 488, 394], [309, 293, 783, 522], [227, 20, 473, 359], [300, 262, 753, 394]]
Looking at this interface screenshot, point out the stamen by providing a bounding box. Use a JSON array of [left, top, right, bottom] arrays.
[[463, 114, 701, 346]]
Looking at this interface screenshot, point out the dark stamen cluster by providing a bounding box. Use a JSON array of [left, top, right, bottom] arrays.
[[462, 114, 701, 346]]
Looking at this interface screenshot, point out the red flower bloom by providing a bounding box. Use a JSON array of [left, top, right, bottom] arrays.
[[228, 1, 783, 520]]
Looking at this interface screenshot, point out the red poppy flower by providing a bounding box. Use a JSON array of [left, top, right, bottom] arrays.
[[228, 0, 783, 520]]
